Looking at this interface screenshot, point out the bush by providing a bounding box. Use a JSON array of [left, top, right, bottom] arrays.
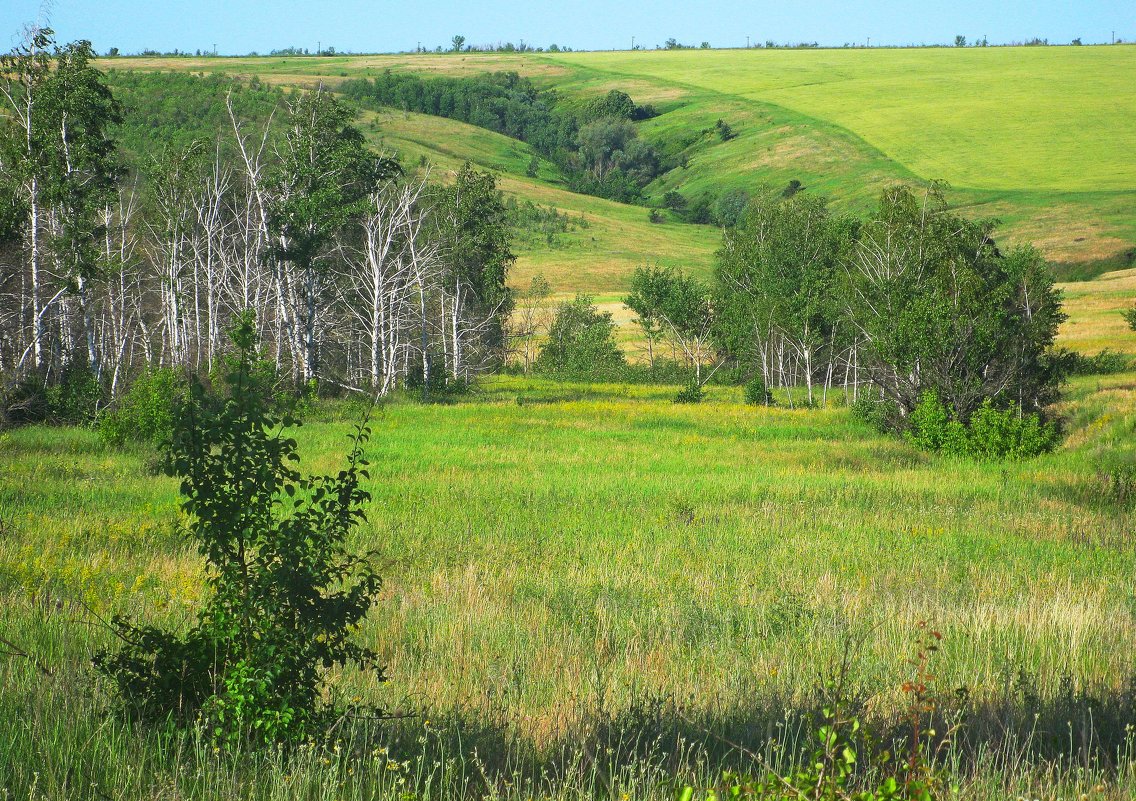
[[535, 295, 625, 375], [94, 316, 384, 749], [673, 380, 704, 404], [45, 364, 104, 424], [906, 391, 970, 454], [849, 394, 903, 434], [1123, 305, 1136, 332], [1060, 348, 1132, 376], [743, 375, 773, 406], [966, 399, 1060, 460], [99, 367, 189, 446], [907, 390, 1058, 460]]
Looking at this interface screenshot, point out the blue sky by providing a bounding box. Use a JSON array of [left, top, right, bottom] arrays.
[[2, 0, 1131, 54]]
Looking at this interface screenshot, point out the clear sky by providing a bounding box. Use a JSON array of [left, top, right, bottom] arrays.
[[2, 0, 1132, 55]]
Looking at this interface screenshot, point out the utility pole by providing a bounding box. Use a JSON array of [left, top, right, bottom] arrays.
[[212, 43, 217, 57], [746, 35, 750, 48], [867, 36, 871, 48], [317, 40, 321, 56], [631, 35, 635, 50]]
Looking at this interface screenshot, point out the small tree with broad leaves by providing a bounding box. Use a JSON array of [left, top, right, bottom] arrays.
[[95, 312, 384, 749]]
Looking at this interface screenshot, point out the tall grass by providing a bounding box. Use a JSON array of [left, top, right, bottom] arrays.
[[2, 373, 1135, 798]]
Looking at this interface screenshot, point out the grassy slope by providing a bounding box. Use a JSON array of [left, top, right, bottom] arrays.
[[110, 45, 1136, 266], [360, 107, 720, 300]]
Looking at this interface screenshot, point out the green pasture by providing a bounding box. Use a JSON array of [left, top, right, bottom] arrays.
[[2, 366, 1136, 797], [112, 44, 1136, 265]]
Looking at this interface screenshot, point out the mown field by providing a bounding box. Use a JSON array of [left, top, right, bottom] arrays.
[[111, 44, 1136, 269]]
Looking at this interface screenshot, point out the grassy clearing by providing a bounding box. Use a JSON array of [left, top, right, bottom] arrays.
[[2, 370, 1136, 797]]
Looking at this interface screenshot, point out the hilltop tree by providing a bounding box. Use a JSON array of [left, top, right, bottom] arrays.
[[451, 35, 466, 53]]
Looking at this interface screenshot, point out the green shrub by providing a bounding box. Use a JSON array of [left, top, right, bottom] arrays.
[[1061, 348, 1132, 376], [535, 295, 625, 375], [743, 375, 772, 406], [907, 391, 1058, 460], [1123, 305, 1136, 333], [906, 391, 969, 454], [44, 364, 104, 424], [966, 399, 1060, 460], [849, 394, 903, 434], [94, 315, 384, 749], [673, 380, 704, 404], [99, 367, 188, 446]]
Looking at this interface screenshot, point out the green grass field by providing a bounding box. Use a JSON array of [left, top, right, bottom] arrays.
[[3, 364, 1136, 798], [2, 45, 1133, 800], [112, 44, 1136, 269]]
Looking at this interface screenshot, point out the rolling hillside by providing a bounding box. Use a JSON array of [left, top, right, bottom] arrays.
[[106, 46, 1136, 351]]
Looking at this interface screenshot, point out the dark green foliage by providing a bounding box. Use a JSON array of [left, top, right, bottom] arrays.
[[648, 209, 664, 224], [103, 71, 284, 162], [340, 72, 663, 203], [571, 117, 661, 202], [525, 154, 539, 177], [713, 188, 750, 228], [38, 364, 105, 424], [744, 375, 773, 406], [1, 364, 104, 426], [536, 295, 625, 375], [1059, 348, 1132, 376], [663, 190, 687, 211], [848, 187, 1065, 420], [673, 380, 704, 404], [267, 89, 398, 383], [582, 89, 636, 122], [341, 71, 576, 160], [98, 367, 189, 446], [431, 163, 516, 361], [907, 390, 1058, 460], [781, 178, 803, 198], [714, 118, 735, 141], [94, 316, 384, 748], [1123, 305, 1136, 333]]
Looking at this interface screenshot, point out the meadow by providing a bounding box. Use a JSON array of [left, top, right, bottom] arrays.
[[1, 41, 1134, 801], [2, 272, 1136, 799], [114, 44, 1136, 267]]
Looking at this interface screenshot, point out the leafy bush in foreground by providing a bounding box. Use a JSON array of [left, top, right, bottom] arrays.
[[94, 316, 384, 749]]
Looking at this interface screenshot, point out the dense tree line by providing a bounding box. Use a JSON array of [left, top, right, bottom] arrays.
[[0, 29, 514, 422], [616, 184, 1066, 440], [341, 72, 665, 202]]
